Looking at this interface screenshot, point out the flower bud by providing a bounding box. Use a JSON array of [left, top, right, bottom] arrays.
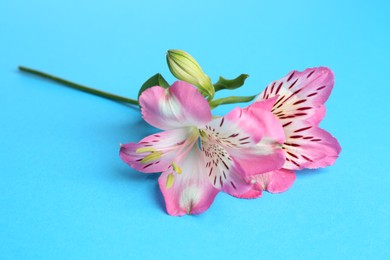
[[166, 50, 214, 98]]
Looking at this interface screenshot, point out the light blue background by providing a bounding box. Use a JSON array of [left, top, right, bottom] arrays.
[[1, 0, 389, 259]]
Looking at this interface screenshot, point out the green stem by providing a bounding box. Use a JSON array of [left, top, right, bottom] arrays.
[[209, 94, 257, 109], [18, 66, 139, 106]]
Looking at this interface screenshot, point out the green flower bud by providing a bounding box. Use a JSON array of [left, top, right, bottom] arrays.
[[167, 50, 214, 99]]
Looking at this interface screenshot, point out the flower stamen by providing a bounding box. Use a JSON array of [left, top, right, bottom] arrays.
[[172, 162, 182, 174], [136, 147, 157, 153], [140, 151, 163, 163], [166, 173, 174, 189]]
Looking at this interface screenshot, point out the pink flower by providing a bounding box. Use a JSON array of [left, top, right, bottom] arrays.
[[120, 81, 286, 216], [247, 67, 341, 194]]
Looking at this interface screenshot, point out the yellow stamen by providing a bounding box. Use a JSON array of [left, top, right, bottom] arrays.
[[140, 151, 162, 163], [136, 147, 156, 153], [166, 173, 174, 189], [172, 162, 182, 174], [199, 130, 208, 138]]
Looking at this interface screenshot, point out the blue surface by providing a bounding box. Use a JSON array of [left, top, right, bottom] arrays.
[[1, 0, 389, 259]]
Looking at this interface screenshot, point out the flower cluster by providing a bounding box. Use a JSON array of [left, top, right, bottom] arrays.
[[120, 50, 341, 216]]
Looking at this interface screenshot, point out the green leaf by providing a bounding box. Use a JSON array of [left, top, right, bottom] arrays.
[[213, 74, 249, 91], [137, 73, 170, 100], [209, 94, 258, 109]]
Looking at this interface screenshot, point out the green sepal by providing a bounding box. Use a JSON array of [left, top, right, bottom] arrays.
[[209, 94, 257, 109], [213, 74, 249, 91], [137, 73, 170, 101]]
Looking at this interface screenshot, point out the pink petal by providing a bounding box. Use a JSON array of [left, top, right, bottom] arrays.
[[158, 146, 219, 216], [244, 99, 286, 144], [231, 142, 286, 179], [257, 67, 334, 125], [219, 100, 284, 145], [249, 96, 279, 112], [282, 121, 341, 170], [140, 81, 212, 130], [196, 102, 285, 198], [306, 105, 326, 126], [210, 102, 286, 178], [233, 188, 263, 199], [222, 169, 263, 199], [200, 139, 262, 199], [248, 169, 296, 193], [120, 128, 197, 173]]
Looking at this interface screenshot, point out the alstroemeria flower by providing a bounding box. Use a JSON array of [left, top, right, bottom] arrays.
[[248, 67, 341, 194], [120, 81, 286, 216]]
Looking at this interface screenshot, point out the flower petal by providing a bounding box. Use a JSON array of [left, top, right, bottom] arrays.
[[244, 98, 286, 145], [257, 67, 334, 125], [223, 170, 263, 199], [197, 102, 286, 198], [158, 146, 219, 216], [306, 105, 326, 126], [140, 81, 212, 130], [282, 121, 341, 170], [200, 140, 262, 199], [206, 102, 286, 178], [248, 169, 296, 193], [231, 139, 286, 179], [120, 128, 197, 173], [249, 95, 279, 112]]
